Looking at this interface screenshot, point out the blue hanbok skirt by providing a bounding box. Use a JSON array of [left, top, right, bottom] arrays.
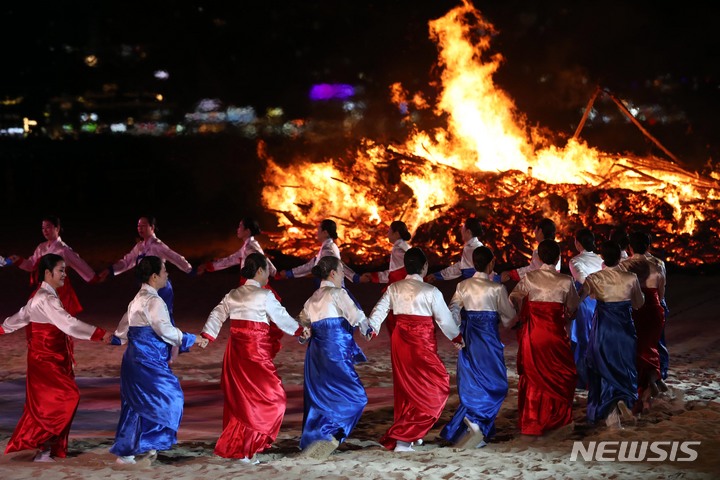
[[441, 310, 507, 442], [110, 326, 195, 456], [585, 301, 638, 422], [300, 317, 367, 449], [571, 293, 597, 389]]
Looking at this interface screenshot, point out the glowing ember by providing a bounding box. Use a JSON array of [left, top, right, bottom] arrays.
[[261, 0, 720, 269]]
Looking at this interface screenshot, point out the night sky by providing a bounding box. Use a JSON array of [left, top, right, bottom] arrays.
[[3, 1, 718, 130]]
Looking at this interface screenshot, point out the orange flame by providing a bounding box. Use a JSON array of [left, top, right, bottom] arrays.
[[261, 0, 719, 267]]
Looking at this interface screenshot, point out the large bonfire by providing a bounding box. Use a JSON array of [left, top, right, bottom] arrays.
[[260, 0, 720, 270]]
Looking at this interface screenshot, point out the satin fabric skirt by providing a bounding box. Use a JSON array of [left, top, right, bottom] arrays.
[[633, 288, 665, 389], [300, 317, 367, 449], [516, 301, 576, 435], [633, 288, 665, 401], [381, 270, 406, 338], [585, 301, 638, 422], [659, 299, 670, 380], [110, 326, 191, 456], [5, 323, 78, 457], [379, 314, 449, 450], [441, 311, 507, 443], [571, 294, 597, 390], [215, 320, 287, 458]]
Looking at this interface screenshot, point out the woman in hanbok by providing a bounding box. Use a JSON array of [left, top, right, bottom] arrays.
[[110, 256, 207, 465], [425, 217, 485, 283], [277, 219, 352, 282], [440, 246, 516, 449], [367, 248, 463, 452], [619, 231, 666, 413], [509, 240, 579, 437], [277, 218, 360, 307], [359, 220, 411, 337], [584, 241, 645, 428], [501, 218, 561, 282], [99, 215, 192, 327], [298, 255, 370, 460], [1, 254, 110, 462], [197, 217, 277, 279], [200, 253, 303, 463], [198, 217, 284, 356], [568, 228, 603, 389], [8, 215, 98, 316]]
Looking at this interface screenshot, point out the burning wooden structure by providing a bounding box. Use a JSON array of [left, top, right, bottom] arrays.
[[259, 1, 719, 271]]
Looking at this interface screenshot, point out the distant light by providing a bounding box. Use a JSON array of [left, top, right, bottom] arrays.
[[226, 106, 256, 124], [154, 70, 169, 80], [79, 112, 98, 122], [197, 98, 222, 112], [266, 107, 284, 118], [7, 127, 24, 135], [309, 83, 355, 101], [84, 55, 98, 67], [23, 117, 37, 132], [156, 94, 163, 101], [110, 123, 127, 133], [1, 96, 23, 106]]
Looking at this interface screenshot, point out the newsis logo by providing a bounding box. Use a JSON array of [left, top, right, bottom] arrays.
[[570, 441, 701, 462]]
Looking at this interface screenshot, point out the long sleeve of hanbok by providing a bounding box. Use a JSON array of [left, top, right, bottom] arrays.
[[564, 283, 581, 319], [515, 251, 544, 279], [375, 269, 391, 284], [290, 257, 314, 278], [434, 239, 482, 281], [18, 239, 96, 282], [112, 242, 144, 275], [265, 293, 301, 335], [58, 245, 96, 282], [113, 237, 192, 275], [367, 289, 391, 334], [630, 277, 645, 309], [1, 305, 31, 334], [334, 288, 368, 329], [290, 239, 340, 278], [497, 288, 517, 328], [17, 244, 44, 272], [448, 290, 464, 326], [147, 296, 186, 346], [435, 260, 462, 281], [203, 283, 299, 339], [431, 289, 460, 340], [568, 260, 584, 285], [113, 311, 131, 344], [509, 277, 530, 311], [202, 293, 233, 340], [209, 250, 244, 272], [37, 292, 102, 340], [153, 241, 192, 273]]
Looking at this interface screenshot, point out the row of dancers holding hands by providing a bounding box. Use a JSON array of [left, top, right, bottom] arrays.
[[1, 213, 667, 464]]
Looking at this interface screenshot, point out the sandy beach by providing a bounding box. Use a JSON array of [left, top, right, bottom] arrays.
[[1, 237, 718, 479]]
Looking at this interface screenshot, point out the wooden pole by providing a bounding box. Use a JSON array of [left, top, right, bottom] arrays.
[[602, 89, 681, 164], [573, 86, 602, 140]]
